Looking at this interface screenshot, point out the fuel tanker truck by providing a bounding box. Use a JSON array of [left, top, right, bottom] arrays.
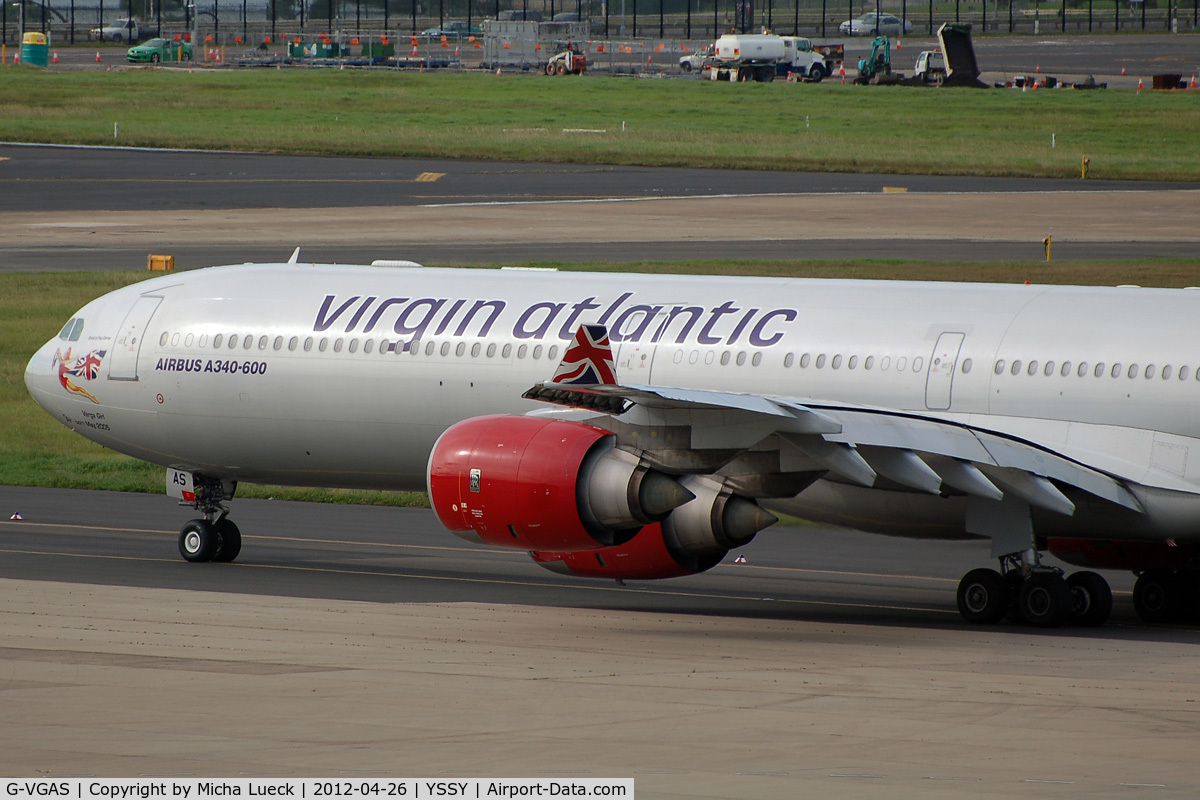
[[703, 33, 834, 82]]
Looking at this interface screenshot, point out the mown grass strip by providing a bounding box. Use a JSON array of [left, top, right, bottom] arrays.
[[2, 70, 1197, 180], [4, 259, 1199, 502]]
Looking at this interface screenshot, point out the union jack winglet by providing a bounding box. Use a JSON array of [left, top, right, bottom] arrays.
[[551, 324, 617, 386]]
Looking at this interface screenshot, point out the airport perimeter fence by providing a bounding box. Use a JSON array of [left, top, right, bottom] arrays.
[[2, 0, 1197, 47]]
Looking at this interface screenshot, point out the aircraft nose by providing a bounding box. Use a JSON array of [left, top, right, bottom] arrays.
[[25, 337, 62, 415]]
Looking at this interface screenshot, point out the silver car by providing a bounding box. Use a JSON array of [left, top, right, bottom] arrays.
[[838, 12, 913, 36]]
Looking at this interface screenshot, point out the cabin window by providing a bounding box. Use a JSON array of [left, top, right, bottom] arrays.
[[288, 337, 298, 352], [549, 346, 559, 361], [733, 352, 744, 366], [961, 358, 972, 374], [454, 342, 464, 357], [994, 360, 1005, 375], [800, 353, 811, 368], [1179, 366, 1189, 381], [896, 356, 907, 372], [1146, 364, 1156, 379], [502, 344, 512, 358], [471, 343, 481, 358], [257, 335, 268, 350], [244, 336, 253, 351], [160, 332, 169, 346], [348, 339, 359, 354], [171, 333, 180, 347], [333, 338, 343, 353], [1010, 360, 1022, 376], [381, 339, 391, 354], [183, 333, 193, 347], [487, 343, 497, 358], [865, 355, 875, 370], [815, 354, 826, 369], [1077, 362, 1088, 377], [1111, 363, 1122, 378], [518, 345, 528, 359], [752, 352, 762, 366], [303, 337, 313, 352], [273, 336, 283, 351], [1043, 361, 1055, 376], [212, 334, 222, 349], [1094, 363, 1105, 378], [720, 352, 731, 366], [319, 338, 329, 353], [1026, 360, 1038, 376], [436, 342, 448, 356], [881, 356, 891, 371], [848, 355, 858, 370], [532, 345, 543, 359], [1060, 361, 1071, 377], [198, 334, 208, 348], [913, 357, 923, 372], [365, 339, 375, 354], [784, 353, 795, 368], [228, 334, 239, 349], [831, 355, 842, 370]]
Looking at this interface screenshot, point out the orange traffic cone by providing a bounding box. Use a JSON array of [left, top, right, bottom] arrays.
[[52, 50, 58, 63], [1191, 75, 1197, 88], [95, 50, 102, 62], [1120, 65, 1126, 75], [410, 45, 418, 57], [787, 71, 794, 83], [495, 65, 501, 75], [1137, 77, 1143, 93], [1035, 64, 1041, 73], [13, 51, 19, 63]]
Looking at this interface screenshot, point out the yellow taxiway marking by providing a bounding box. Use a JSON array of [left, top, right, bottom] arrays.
[[882, 186, 908, 193], [414, 172, 446, 182]]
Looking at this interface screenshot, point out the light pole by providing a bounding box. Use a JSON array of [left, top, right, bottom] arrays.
[[15, 0, 25, 45]]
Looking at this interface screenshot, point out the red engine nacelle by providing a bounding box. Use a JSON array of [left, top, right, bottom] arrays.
[[530, 522, 727, 581], [427, 415, 693, 553], [1049, 537, 1196, 572]]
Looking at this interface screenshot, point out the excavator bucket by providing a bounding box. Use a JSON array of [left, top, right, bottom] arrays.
[[937, 23, 988, 87]]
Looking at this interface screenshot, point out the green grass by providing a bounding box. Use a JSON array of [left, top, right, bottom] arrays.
[[1, 70, 1197, 179], [5, 259, 1200, 502]]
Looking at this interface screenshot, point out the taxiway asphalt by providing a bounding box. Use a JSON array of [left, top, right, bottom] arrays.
[[3, 144, 1198, 269]]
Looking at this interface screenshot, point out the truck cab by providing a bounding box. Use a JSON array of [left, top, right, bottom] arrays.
[[914, 49, 946, 83]]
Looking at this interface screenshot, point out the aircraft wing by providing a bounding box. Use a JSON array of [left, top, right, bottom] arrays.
[[523, 332, 1144, 519]]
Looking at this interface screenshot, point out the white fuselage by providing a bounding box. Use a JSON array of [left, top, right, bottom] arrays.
[[25, 264, 1200, 541]]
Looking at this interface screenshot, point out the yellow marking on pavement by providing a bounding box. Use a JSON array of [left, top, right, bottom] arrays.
[[882, 186, 908, 193], [414, 172, 446, 182]]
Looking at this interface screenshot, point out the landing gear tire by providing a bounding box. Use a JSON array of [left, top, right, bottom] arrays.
[[957, 568, 1010, 624], [1067, 571, 1113, 627], [1134, 568, 1181, 623], [1018, 572, 1072, 627], [213, 519, 242, 563], [179, 520, 219, 563]]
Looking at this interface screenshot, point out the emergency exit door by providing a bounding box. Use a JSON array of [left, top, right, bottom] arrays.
[[925, 332, 965, 410], [108, 295, 163, 381]]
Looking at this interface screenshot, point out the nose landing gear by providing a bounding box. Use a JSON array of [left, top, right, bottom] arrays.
[[176, 474, 241, 563]]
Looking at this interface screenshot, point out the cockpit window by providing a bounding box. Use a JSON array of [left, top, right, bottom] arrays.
[[69, 318, 84, 341], [59, 319, 76, 340]]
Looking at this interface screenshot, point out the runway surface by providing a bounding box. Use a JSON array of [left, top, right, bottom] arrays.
[[4, 486, 1200, 797], [3, 144, 1198, 269]]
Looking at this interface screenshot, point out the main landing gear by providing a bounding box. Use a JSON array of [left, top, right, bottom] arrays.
[[956, 551, 1113, 628], [177, 475, 242, 563]]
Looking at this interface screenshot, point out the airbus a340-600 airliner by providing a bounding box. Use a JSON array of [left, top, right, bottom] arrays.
[[24, 255, 1200, 628]]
